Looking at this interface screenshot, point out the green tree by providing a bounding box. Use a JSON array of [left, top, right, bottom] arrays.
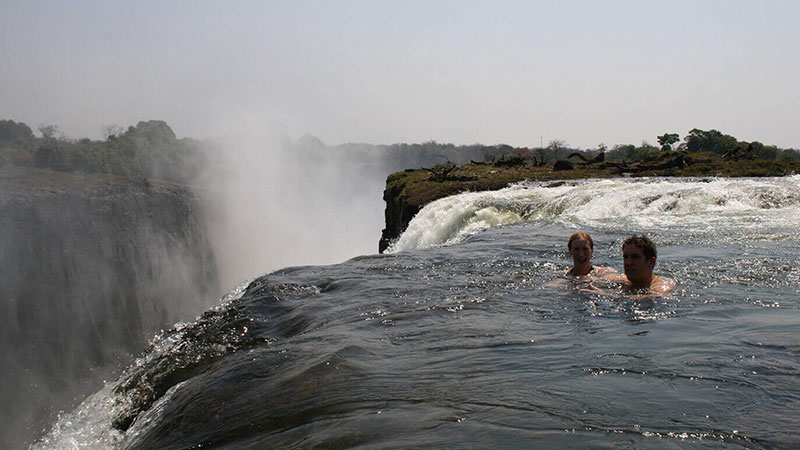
[[657, 133, 680, 151], [778, 149, 800, 162], [124, 120, 179, 180], [37, 123, 59, 140], [684, 128, 740, 155], [33, 142, 68, 170], [101, 124, 125, 140], [0, 120, 36, 149]]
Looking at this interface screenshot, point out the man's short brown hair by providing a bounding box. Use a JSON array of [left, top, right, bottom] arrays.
[[623, 235, 657, 259]]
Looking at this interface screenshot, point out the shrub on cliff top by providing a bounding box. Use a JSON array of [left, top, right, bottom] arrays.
[[0, 120, 36, 150]]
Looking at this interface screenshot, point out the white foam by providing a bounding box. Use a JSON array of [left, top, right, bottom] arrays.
[[388, 176, 800, 251], [388, 187, 530, 252], [31, 280, 253, 450], [30, 384, 124, 450]]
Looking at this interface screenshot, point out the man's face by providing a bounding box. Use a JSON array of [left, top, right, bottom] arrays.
[[623, 244, 655, 283], [569, 238, 593, 267]]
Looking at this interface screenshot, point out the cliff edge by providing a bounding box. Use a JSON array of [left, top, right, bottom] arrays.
[[0, 167, 219, 448]]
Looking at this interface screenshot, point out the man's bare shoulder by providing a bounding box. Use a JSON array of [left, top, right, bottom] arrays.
[[651, 275, 676, 295]]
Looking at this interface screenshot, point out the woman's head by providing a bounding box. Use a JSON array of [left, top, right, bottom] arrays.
[[568, 232, 593, 251], [567, 232, 594, 274]]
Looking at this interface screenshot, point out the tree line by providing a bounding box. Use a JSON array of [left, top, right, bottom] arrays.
[[606, 129, 800, 163], [0, 119, 208, 184], [2, 119, 798, 183]]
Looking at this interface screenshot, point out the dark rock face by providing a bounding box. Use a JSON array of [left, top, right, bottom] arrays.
[[0, 169, 219, 449], [553, 160, 574, 171], [379, 175, 420, 253]]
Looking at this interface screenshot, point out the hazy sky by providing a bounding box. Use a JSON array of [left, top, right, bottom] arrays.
[[2, 0, 799, 148]]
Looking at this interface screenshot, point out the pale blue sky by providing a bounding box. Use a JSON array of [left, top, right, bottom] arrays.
[[2, 0, 798, 148]]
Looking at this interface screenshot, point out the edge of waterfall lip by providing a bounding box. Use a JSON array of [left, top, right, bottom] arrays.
[[378, 156, 800, 254], [387, 176, 800, 252]]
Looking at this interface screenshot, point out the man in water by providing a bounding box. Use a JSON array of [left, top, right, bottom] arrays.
[[582, 235, 674, 296], [615, 235, 675, 295]]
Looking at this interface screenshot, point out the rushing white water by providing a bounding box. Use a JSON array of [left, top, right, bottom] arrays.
[[388, 176, 800, 252], [30, 280, 252, 450]]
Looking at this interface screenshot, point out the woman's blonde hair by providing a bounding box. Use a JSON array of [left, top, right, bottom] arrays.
[[568, 232, 593, 250]]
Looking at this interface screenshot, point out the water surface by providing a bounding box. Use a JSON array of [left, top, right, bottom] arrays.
[[37, 177, 800, 449]]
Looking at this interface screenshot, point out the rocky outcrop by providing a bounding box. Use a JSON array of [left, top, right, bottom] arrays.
[[0, 168, 219, 449], [553, 160, 574, 171], [379, 171, 421, 253]]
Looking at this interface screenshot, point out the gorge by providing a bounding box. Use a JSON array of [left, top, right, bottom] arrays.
[[0, 167, 219, 449]]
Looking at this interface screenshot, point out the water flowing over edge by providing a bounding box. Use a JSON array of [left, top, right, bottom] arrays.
[[29, 280, 253, 450], [387, 176, 800, 252]]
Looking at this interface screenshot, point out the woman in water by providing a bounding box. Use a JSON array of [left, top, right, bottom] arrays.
[[565, 232, 615, 277]]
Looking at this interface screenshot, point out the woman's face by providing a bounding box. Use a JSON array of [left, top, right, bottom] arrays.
[[569, 238, 593, 267]]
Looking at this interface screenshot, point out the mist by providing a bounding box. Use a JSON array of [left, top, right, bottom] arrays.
[[196, 129, 388, 290], [0, 168, 219, 449], [192, 125, 523, 289]]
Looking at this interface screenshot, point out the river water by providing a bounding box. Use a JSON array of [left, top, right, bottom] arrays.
[[36, 176, 800, 449]]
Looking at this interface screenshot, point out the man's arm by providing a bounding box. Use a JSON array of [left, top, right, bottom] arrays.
[[599, 273, 626, 282]]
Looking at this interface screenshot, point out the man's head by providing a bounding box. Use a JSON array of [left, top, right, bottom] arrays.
[[622, 235, 657, 286]]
